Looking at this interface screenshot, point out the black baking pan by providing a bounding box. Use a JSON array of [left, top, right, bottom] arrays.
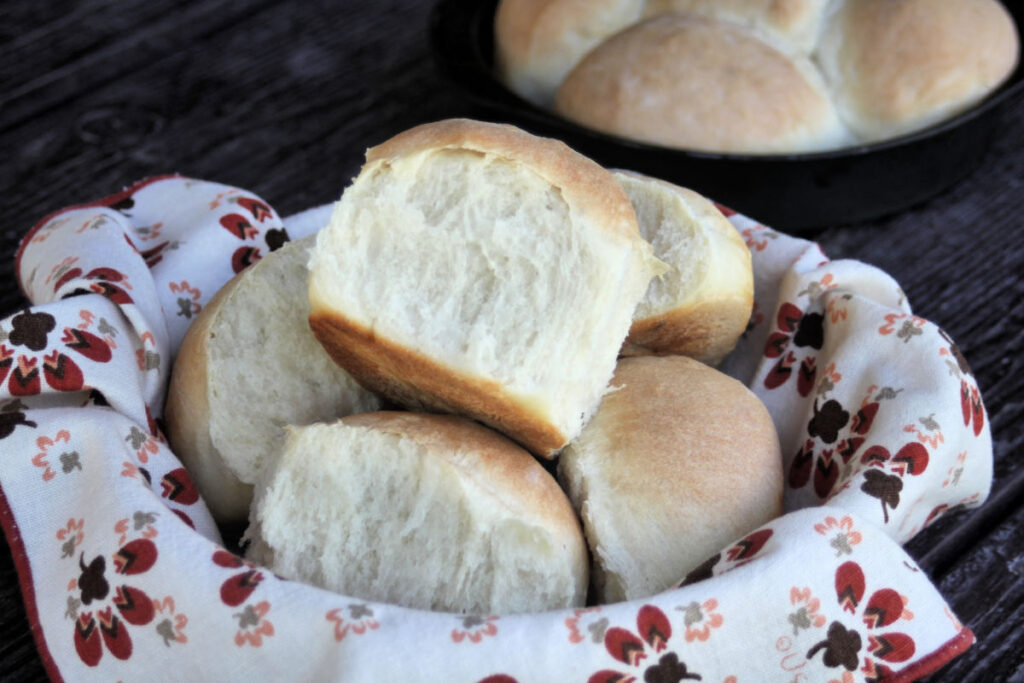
[[430, 0, 1024, 232]]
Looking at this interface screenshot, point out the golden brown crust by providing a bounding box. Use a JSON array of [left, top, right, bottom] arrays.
[[309, 311, 567, 458], [338, 412, 580, 531], [591, 357, 780, 501], [644, 0, 828, 51], [612, 170, 753, 364], [495, 0, 645, 105], [559, 355, 783, 601], [623, 295, 752, 365], [823, 0, 1019, 138], [364, 118, 641, 242], [554, 15, 843, 154], [494, 0, 549, 65]]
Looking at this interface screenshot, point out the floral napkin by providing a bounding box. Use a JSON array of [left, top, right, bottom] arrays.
[[0, 176, 991, 682]]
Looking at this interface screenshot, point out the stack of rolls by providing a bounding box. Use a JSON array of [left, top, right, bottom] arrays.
[[166, 118, 783, 614], [495, 0, 1020, 154]]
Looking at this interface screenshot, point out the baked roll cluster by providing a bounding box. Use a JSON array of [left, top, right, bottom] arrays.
[[496, 0, 1020, 153], [167, 119, 780, 615]]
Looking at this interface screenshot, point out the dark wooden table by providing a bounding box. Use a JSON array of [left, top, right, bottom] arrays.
[[2, 2, 1022, 680]]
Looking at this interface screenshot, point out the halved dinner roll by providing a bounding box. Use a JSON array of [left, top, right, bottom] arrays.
[[308, 119, 662, 457], [554, 15, 850, 154], [165, 236, 380, 523], [614, 171, 753, 365], [246, 412, 589, 614], [558, 356, 782, 603], [817, 0, 1019, 142]]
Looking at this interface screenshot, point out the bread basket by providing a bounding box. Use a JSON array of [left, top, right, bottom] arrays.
[[0, 175, 991, 681]]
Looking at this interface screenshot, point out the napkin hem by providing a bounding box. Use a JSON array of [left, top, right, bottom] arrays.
[[13, 173, 181, 300], [886, 626, 975, 682], [0, 481, 64, 683]]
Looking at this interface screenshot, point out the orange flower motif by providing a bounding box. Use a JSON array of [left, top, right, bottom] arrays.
[[326, 604, 380, 642], [451, 615, 499, 644], [56, 518, 85, 559], [678, 599, 723, 642], [788, 587, 828, 635], [125, 426, 160, 464], [565, 607, 604, 644], [115, 512, 158, 546], [827, 296, 848, 324], [169, 281, 203, 319], [234, 601, 273, 647], [814, 515, 863, 556], [153, 597, 189, 645], [742, 227, 771, 252], [877, 313, 926, 340], [32, 430, 72, 482]]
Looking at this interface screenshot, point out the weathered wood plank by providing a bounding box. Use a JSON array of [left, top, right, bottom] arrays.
[[0, 0, 287, 132]]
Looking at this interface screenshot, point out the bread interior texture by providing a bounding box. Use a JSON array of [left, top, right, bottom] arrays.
[[247, 422, 582, 613], [310, 148, 639, 441], [618, 173, 709, 319], [205, 239, 378, 485]]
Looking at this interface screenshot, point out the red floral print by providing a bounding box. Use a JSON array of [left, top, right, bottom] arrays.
[[211, 550, 274, 647], [860, 441, 929, 523], [2, 309, 114, 397], [213, 550, 265, 607], [215, 196, 289, 273], [790, 384, 905, 503], [237, 197, 273, 223], [54, 266, 134, 305], [69, 534, 159, 666], [936, 328, 985, 438], [231, 246, 261, 274], [679, 528, 774, 587], [160, 467, 199, 505], [589, 605, 702, 683], [805, 561, 916, 681], [763, 302, 823, 397]]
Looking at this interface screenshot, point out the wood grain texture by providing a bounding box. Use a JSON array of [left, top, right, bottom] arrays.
[[1, 1, 1023, 681]]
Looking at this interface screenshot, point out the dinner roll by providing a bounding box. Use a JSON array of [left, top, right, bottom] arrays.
[[494, 0, 644, 107], [554, 15, 849, 154], [246, 412, 589, 614], [308, 119, 662, 458], [817, 0, 1020, 141], [558, 356, 782, 603], [614, 171, 753, 365], [644, 0, 832, 53], [165, 236, 380, 523]]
